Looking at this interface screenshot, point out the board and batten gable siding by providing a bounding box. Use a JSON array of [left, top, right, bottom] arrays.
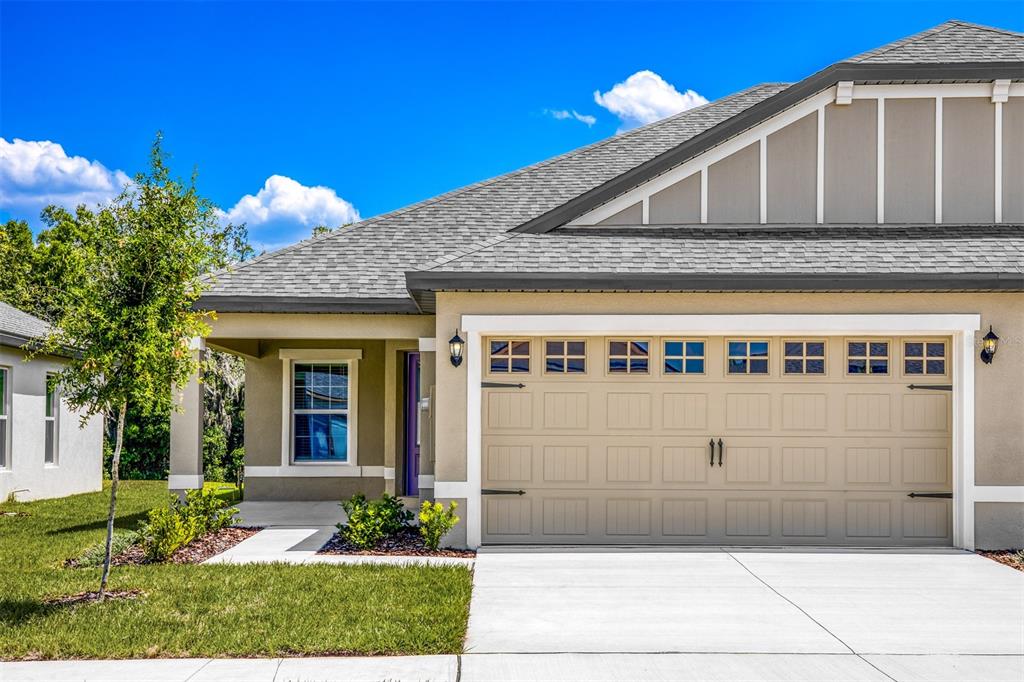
[[570, 83, 1021, 227]]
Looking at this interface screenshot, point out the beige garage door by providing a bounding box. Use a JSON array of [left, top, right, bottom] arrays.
[[481, 335, 953, 546]]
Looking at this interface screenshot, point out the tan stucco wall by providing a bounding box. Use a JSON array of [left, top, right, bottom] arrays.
[[943, 97, 995, 223], [767, 111, 817, 223], [246, 477, 384, 501], [975, 502, 1024, 550], [433, 292, 1024, 488], [209, 313, 433, 340]]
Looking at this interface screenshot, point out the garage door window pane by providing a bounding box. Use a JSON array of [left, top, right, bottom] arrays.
[[904, 340, 946, 375], [784, 340, 826, 375], [848, 341, 888, 375], [546, 340, 586, 374], [728, 340, 769, 375], [664, 340, 704, 375], [490, 339, 530, 373], [608, 340, 648, 374]]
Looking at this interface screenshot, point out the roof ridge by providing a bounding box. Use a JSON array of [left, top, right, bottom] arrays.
[[849, 19, 1024, 63], [210, 83, 786, 280]]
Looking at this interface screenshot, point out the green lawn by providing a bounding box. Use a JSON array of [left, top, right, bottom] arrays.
[[0, 481, 472, 660]]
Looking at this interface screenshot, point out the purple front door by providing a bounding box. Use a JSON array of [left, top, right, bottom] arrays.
[[403, 352, 420, 496]]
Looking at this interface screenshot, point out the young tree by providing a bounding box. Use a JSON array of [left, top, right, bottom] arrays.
[[0, 219, 36, 311], [33, 135, 241, 598]]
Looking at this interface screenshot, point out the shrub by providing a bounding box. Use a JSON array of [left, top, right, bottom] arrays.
[[202, 427, 228, 482], [338, 493, 413, 549], [418, 500, 459, 551], [227, 447, 245, 486], [140, 490, 238, 561], [183, 488, 238, 533], [72, 529, 142, 567]]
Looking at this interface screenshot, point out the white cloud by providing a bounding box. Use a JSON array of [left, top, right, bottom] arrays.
[[220, 174, 360, 236], [545, 108, 597, 127], [594, 70, 708, 131], [0, 138, 132, 221]]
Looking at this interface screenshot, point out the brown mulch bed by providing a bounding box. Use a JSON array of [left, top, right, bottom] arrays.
[[318, 527, 476, 558], [43, 589, 144, 607], [67, 526, 261, 568], [979, 549, 1024, 572]]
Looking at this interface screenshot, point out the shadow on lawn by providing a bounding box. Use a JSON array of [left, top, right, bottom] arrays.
[[0, 598, 63, 627], [45, 511, 151, 536]]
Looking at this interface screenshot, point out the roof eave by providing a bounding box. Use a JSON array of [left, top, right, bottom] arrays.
[[196, 295, 423, 314], [513, 61, 1024, 235]]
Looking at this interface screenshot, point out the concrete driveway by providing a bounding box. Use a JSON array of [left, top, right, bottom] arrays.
[[464, 548, 1024, 680]]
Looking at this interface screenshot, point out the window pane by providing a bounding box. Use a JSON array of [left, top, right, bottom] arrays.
[[849, 358, 867, 374], [784, 358, 804, 374], [926, 343, 945, 358], [806, 359, 825, 374], [490, 358, 509, 373], [728, 358, 747, 374], [609, 358, 628, 373], [806, 342, 825, 357], [904, 342, 923, 357], [784, 342, 803, 357], [546, 357, 565, 373], [546, 341, 563, 355], [728, 341, 747, 357], [665, 341, 683, 357], [665, 358, 683, 374], [609, 341, 628, 355], [630, 358, 648, 373], [685, 341, 704, 357], [490, 340, 509, 355], [293, 364, 311, 409], [510, 357, 530, 373], [630, 341, 648, 356], [926, 360, 945, 374], [294, 414, 348, 462], [905, 359, 923, 374], [870, 342, 888, 357], [685, 358, 705, 374], [511, 341, 530, 356], [45, 377, 55, 417], [750, 342, 768, 357], [44, 422, 54, 464], [869, 359, 888, 374], [0, 370, 5, 416], [749, 359, 768, 374], [567, 341, 586, 356], [0, 421, 5, 467], [848, 342, 866, 357], [566, 358, 586, 373]]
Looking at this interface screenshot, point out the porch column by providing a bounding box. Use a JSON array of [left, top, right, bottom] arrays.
[[169, 339, 205, 497]]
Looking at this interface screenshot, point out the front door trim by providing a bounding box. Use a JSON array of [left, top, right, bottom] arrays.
[[438, 314, 981, 549]]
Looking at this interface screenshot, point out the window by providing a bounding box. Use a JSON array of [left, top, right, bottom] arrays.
[[608, 340, 649, 374], [784, 340, 826, 375], [545, 340, 586, 374], [848, 340, 889, 375], [728, 340, 769, 374], [905, 340, 946, 375], [489, 340, 530, 373], [44, 373, 58, 465], [292, 363, 351, 462], [0, 368, 8, 469], [664, 340, 705, 374]]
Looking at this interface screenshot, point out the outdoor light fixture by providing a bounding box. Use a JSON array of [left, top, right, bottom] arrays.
[[449, 330, 465, 367], [980, 325, 999, 364]]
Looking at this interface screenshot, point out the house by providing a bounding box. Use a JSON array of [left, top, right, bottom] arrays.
[[170, 20, 1024, 550], [0, 302, 103, 501]]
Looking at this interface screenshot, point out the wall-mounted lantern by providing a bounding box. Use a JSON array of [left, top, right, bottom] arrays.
[[980, 326, 999, 364], [449, 330, 465, 367]]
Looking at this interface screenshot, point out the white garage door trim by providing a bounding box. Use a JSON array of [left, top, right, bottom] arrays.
[[435, 314, 982, 550]]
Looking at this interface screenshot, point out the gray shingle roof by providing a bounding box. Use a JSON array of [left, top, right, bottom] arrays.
[[203, 83, 787, 303], [0, 301, 50, 344], [849, 20, 1024, 64], [420, 225, 1024, 275]]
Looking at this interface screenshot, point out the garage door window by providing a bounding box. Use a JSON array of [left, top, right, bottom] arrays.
[[848, 341, 889, 375], [490, 340, 530, 373], [664, 340, 705, 374], [784, 340, 826, 375], [904, 341, 946, 375], [545, 340, 586, 374], [727, 340, 769, 374], [608, 340, 649, 374]]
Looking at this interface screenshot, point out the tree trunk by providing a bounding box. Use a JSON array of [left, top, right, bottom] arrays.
[[99, 401, 127, 599]]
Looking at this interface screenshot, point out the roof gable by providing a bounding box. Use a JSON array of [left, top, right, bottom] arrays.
[[849, 20, 1024, 64]]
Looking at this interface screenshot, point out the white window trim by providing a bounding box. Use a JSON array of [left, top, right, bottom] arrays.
[[440, 314, 984, 551], [277, 349, 361, 473], [661, 338, 707, 376], [0, 366, 10, 470], [44, 372, 59, 467]]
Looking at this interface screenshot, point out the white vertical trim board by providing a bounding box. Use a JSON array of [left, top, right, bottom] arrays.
[[699, 168, 708, 224], [816, 105, 825, 224], [641, 196, 650, 225], [877, 97, 885, 224], [934, 96, 943, 224], [455, 313, 983, 550], [995, 101, 1003, 223], [758, 137, 767, 224]]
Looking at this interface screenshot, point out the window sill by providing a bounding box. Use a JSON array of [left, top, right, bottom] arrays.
[[246, 465, 390, 478]]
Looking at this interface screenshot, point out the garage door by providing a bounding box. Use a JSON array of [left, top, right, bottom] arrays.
[[481, 336, 953, 546]]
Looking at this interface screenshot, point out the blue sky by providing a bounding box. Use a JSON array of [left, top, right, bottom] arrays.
[[2, 1, 1021, 249]]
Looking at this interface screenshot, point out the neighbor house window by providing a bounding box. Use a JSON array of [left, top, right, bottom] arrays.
[[784, 340, 826, 375], [848, 341, 889, 375], [490, 340, 530, 373], [44, 373, 58, 465], [0, 367, 8, 469], [545, 340, 586, 374], [608, 340, 649, 374], [664, 340, 705, 374], [905, 341, 946, 375], [728, 340, 769, 374], [292, 363, 351, 462]]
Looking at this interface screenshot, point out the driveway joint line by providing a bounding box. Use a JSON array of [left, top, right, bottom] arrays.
[[724, 550, 898, 682], [182, 657, 213, 682], [271, 657, 284, 681]]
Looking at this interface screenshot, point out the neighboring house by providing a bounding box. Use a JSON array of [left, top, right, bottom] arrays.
[[0, 302, 103, 501], [170, 20, 1024, 550]]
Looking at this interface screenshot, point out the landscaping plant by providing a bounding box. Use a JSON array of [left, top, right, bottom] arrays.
[[140, 489, 238, 561], [72, 530, 142, 568], [338, 493, 414, 549], [418, 501, 459, 551]]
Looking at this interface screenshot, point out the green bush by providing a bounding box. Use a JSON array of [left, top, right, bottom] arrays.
[[72, 529, 142, 567], [418, 500, 459, 551], [202, 427, 228, 482], [227, 446, 245, 485], [140, 490, 238, 561], [338, 493, 413, 549]]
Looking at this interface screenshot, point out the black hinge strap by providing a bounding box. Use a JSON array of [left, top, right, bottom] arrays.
[[907, 492, 953, 498], [907, 384, 953, 391], [481, 488, 526, 495], [481, 381, 526, 388]]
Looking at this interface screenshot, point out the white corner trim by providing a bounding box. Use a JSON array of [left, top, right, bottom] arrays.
[[991, 79, 1011, 104], [418, 337, 437, 352], [278, 348, 363, 361], [418, 474, 436, 489], [245, 465, 385, 478], [973, 486, 1024, 504], [168, 474, 204, 489], [383, 467, 395, 481]]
